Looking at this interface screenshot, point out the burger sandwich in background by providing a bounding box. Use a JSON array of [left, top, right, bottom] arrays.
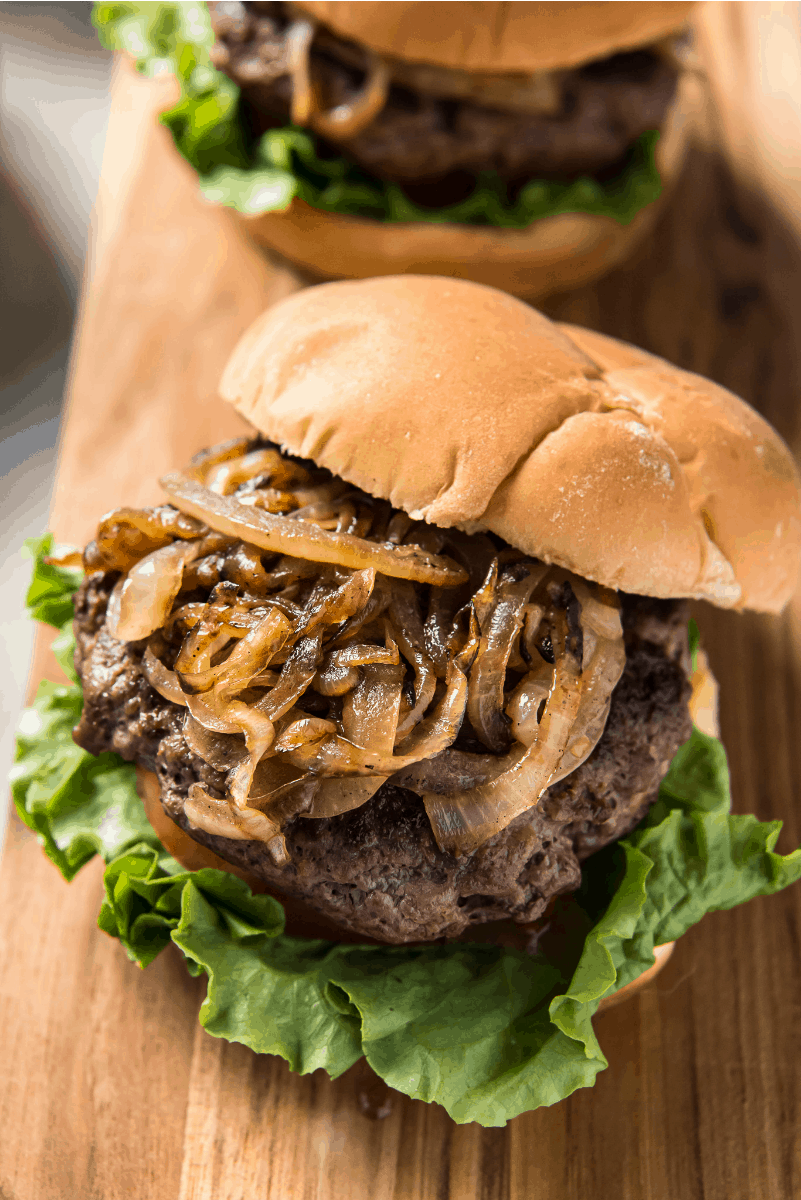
[[94, 1, 702, 296]]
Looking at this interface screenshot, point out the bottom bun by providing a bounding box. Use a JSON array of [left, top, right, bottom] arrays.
[[239, 72, 699, 300]]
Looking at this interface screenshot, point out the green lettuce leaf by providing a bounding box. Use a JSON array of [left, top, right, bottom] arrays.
[[11, 682, 158, 880], [11, 535, 159, 878], [97, 728, 801, 1125], [98, 842, 285, 967], [176, 886, 366, 1074], [93, 2, 662, 228], [12, 534, 801, 1124], [22, 533, 83, 681]]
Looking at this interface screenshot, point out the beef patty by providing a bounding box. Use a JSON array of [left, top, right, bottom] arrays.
[[209, 2, 679, 187], [73, 573, 692, 944]]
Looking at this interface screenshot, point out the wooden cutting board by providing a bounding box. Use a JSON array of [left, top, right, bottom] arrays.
[[2, 5, 801, 1196]]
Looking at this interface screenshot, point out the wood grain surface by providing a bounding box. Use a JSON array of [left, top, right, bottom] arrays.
[[3, 6, 801, 1197]]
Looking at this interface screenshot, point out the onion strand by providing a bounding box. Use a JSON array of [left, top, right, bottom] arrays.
[[159, 472, 468, 587]]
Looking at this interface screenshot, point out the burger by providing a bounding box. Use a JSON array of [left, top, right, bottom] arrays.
[[94, 1, 702, 297], [14, 277, 801, 1125]]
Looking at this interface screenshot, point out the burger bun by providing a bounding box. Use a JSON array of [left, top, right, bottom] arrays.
[[221, 274, 801, 613]]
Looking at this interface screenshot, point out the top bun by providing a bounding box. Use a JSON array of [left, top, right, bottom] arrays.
[[220, 276, 801, 612], [294, 2, 696, 73]]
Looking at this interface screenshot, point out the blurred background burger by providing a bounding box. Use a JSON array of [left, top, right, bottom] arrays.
[[95, 1, 702, 296]]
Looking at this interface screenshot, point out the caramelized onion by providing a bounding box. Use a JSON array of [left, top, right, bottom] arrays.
[[249, 756, 307, 803], [177, 608, 293, 695], [174, 589, 237, 676], [309, 662, 404, 817], [290, 480, 351, 510], [237, 488, 299, 514], [313, 662, 360, 696], [386, 511, 414, 545], [467, 564, 547, 752], [206, 449, 289, 496], [451, 604, 482, 674], [258, 631, 323, 720], [423, 617, 582, 855], [91, 505, 207, 571], [160, 473, 468, 587], [92, 441, 633, 863], [97, 505, 205, 546], [550, 633, 626, 783], [568, 578, 622, 640], [423, 585, 461, 675], [285, 17, 317, 124], [519, 603, 546, 666], [300, 569, 376, 636], [329, 577, 391, 647], [324, 635, 400, 671], [389, 581, 437, 740], [183, 713, 246, 772], [258, 771, 321, 825], [313, 629, 399, 696], [225, 702, 277, 806], [505, 661, 553, 746], [184, 784, 288, 864], [186, 437, 254, 481], [311, 52, 390, 140], [186, 691, 249, 735], [276, 662, 466, 777], [470, 559, 499, 630], [229, 449, 312, 498], [44, 546, 82, 568], [163, 602, 206, 632], [107, 539, 204, 642], [143, 644, 188, 707], [221, 543, 271, 592]]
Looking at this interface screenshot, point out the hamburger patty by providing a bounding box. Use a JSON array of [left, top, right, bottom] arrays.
[[209, 2, 679, 186], [73, 573, 692, 944]]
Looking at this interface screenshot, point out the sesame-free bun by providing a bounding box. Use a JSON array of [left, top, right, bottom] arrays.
[[241, 68, 696, 300], [221, 275, 801, 612], [294, 2, 696, 74]]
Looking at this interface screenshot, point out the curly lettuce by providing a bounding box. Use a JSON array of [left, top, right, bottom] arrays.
[[92, 2, 663, 228], [12, 535, 801, 1125]]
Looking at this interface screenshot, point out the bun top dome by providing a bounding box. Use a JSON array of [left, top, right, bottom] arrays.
[[220, 275, 801, 613], [294, 2, 696, 74]]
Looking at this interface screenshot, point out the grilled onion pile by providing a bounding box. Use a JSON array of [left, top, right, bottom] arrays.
[[83, 439, 626, 864]]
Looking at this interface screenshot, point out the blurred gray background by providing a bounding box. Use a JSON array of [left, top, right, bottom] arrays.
[[1, 2, 112, 848]]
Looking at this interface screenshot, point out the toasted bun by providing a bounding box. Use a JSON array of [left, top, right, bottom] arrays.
[[294, 2, 696, 73], [221, 275, 801, 612], [241, 67, 696, 300]]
